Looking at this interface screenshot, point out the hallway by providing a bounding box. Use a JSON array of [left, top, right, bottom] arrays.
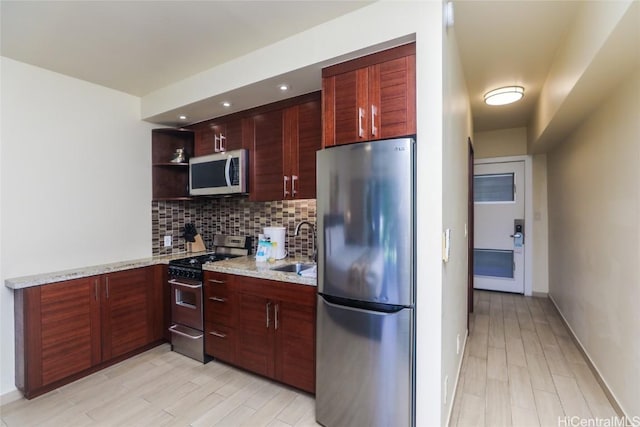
[[449, 290, 620, 427]]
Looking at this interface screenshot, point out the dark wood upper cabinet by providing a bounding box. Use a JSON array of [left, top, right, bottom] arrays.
[[286, 98, 322, 200], [151, 128, 194, 201], [192, 117, 245, 156], [249, 108, 286, 202], [322, 43, 416, 147], [249, 92, 322, 201]]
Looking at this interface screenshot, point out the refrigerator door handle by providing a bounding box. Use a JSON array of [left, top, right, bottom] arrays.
[[320, 294, 406, 314]]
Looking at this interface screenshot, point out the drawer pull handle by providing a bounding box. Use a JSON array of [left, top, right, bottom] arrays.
[[275, 303, 279, 330], [209, 331, 227, 338], [209, 296, 226, 302], [208, 279, 225, 284]]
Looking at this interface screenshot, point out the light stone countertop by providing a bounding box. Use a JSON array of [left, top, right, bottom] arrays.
[[4, 252, 317, 290], [4, 252, 205, 290], [203, 255, 317, 287]]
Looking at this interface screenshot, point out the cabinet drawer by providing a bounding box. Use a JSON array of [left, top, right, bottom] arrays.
[[204, 293, 234, 326], [204, 323, 235, 363], [204, 273, 233, 296]]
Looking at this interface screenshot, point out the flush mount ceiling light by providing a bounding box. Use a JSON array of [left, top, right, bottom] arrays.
[[484, 86, 524, 106], [278, 84, 289, 92], [221, 101, 231, 108], [178, 115, 187, 120]]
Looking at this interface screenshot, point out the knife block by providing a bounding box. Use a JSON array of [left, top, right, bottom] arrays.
[[187, 234, 206, 253]]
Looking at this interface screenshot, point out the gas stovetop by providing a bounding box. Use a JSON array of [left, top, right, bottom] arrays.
[[169, 253, 238, 268], [167, 234, 252, 280]]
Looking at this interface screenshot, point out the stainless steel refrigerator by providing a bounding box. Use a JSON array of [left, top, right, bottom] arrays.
[[316, 137, 416, 427]]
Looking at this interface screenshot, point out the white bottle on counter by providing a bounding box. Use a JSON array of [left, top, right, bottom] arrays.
[[255, 234, 271, 262]]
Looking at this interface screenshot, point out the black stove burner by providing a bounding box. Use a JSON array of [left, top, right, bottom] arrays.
[[168, 253, 240, 280]]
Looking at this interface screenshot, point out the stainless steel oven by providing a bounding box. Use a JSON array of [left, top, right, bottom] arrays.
[[167, 235, 251, 363], [170, 278, 203, 330]]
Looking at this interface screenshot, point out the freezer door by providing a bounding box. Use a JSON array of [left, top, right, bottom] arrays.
[[317, 138, 415, 306], [316, 295, 414, 427]]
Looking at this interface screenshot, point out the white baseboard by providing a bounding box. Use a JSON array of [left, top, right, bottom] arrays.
[[445, 329, 468, 427]]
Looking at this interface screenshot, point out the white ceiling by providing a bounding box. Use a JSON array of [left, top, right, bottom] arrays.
[[0, 1, 372, 96], [453, 0, 582, 132], [0, 1, 621, 134]]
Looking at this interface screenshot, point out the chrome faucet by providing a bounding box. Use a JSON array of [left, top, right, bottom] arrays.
[[294, 221, 317, 262]]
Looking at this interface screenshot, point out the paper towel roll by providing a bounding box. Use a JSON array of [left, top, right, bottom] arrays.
[[263, 226, 287, 259]]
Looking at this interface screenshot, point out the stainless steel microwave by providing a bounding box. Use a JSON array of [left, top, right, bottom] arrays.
[[189, 149, 248, 196]]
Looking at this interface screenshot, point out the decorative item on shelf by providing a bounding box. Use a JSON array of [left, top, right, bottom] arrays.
[[170, 148, 187, 163]]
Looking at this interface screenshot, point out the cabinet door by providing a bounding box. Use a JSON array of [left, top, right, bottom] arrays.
[[323, 68, 369, 147], [101, 267, 152, 361], [290, 99, 322, 199], [235, 292, 275, 378], [220, 118, 244, 152], [250, 109, 285, 201], [41, 278, 101, 387], [193, 123, 216, 156], [369, 54, 416, 140], [275, 299, 316, 393]]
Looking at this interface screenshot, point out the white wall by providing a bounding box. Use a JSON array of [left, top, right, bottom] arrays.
[[547, 69, 640, 418], [474, 127, 527, 158], [531, 154, 549, 294], [474, 127, 550, 294], [0, 57, 154, 396], [440, 18, 473, 425]]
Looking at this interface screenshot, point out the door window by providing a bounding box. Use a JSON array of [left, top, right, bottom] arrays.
[[473, 248, 514, 278], [474, 173, 514, 202]]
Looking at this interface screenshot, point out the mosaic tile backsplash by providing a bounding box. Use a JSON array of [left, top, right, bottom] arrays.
[[152, 198, 317, 259]]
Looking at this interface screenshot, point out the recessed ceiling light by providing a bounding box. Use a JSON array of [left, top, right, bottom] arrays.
[[484, 86, 524, 106], [279, 84, 289, 92], [178, 115, 187, 120], [221, 101, 231, 108]]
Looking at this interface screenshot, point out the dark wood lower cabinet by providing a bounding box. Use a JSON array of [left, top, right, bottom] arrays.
[[17, 277, 102, 391], [234, 276, 316, 394], [14, 266, 164, 399], [101, 267, 154, 360], [203, 271, 237, 364], [275, 299, 316, 393]]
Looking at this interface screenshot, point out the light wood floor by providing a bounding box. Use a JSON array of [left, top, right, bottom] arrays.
[[1, 291, 621, 427], [0, 345, 320, 427], [449, 290, 620, 427]]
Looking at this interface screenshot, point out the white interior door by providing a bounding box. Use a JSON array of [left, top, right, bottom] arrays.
[[474, 161, 525, 293]]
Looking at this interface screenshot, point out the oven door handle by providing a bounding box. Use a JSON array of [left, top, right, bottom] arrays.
[[169, 325, 203, 339], [168, 279, 202, 289]]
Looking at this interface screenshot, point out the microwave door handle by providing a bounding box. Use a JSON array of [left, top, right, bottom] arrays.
[[225, 156, 232, 186]]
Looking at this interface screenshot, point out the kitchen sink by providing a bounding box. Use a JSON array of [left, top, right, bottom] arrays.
[[270, 262, 316, 274]]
